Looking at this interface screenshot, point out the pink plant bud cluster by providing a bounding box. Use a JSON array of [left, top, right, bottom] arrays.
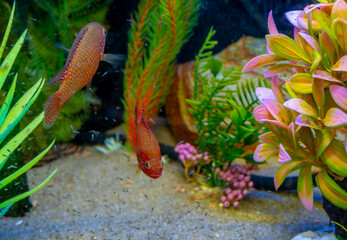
[[216, 163, 255, 208], [174, 142, 210, 166]]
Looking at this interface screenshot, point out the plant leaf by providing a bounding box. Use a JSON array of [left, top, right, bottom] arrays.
[[288, 73, 313, 94], [295, 114, 321, 130], [0, 169, 57, 209], [274, 160, 307, 190], [0, 29, 27, 90], [0, 112, 44, 171], [321, 139, 347, 177], [316, 170, 347, 209], [331, 18, 347, 52], [0, 1, 15, 61], [322, 108, 347, 127], [0, 140, 55, 190], [312, 78, 325, 117], [255, 87, 277, 104], [0, 78, 45, 145], [242, 54, 285, 72], [297, 165, 313, 211], [313, 70, 343, 83], [0, 73, 17, 126], [329, 85, 347, 111], [253, 143, 278, 162], [332, 55, 347, 71], [283, 98, 318, 118], [316, 128, 336, 158], [278, 144, 291, 164], [266, 34, 311, 64], [263, 99, 290, 125]]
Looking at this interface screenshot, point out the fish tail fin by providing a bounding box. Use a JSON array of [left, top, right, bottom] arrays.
[[43, 92, 62, 129]]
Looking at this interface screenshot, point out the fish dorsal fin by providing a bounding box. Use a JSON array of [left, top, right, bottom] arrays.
[[140, 106, 153, 140]]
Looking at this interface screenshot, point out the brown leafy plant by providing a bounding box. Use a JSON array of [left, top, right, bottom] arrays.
[[242, 0, 347, 212]]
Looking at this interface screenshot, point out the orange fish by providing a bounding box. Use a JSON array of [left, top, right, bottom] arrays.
[[43, 22, 107, 128], [135, 104, 163, 179]]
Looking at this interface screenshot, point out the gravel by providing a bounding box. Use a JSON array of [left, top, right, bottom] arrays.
[[0, 147, 332, 240]]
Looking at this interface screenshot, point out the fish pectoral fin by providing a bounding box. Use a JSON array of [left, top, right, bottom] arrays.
[[102, 54, 126, 69]]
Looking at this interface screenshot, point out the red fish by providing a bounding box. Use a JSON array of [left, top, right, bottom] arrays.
[[135, 104, 163, 179], [43, 22, 107, 128]]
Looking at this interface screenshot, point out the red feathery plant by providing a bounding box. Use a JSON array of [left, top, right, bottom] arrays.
[[122, 0, 200, 150]]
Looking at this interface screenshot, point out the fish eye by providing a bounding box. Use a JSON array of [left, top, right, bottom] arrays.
[[145, 161, 150, 169]]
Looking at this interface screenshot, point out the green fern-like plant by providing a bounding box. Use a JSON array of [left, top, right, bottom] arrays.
[[0, 2, 57, 216], [187, 28, 269, 186]]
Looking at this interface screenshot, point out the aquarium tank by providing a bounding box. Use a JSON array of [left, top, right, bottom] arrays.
[[0, 0, 346, 239]]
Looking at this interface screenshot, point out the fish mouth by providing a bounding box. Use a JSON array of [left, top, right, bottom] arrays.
[[147, 170, 162, 179]]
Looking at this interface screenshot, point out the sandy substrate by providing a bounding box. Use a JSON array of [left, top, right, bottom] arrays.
[[0, 147, 331, 240]]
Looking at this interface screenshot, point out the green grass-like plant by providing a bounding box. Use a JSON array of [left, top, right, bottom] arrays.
[[0, 2, 57, 216]]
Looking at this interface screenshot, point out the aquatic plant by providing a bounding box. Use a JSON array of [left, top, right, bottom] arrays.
[[122, 0, 200, 150], [0, 2, 57, 216], [174, 142, 210, 181], [217, 163, 255, 208], [242, 0, 347, 213], [186, 28, 268, 187], [95, 135, 122, 155]]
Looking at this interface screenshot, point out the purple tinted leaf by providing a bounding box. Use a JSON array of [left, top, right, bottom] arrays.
[[253, 104, 272, 123], [295, 114, 321, 130], [297, 165, 313, 211], [283, 98, 318, 118], [299, 32, 320, 52], [285, 10, 302, 29], [313, 70, 343, 83], [330, 85, 347, 111], [263, 119, 288, 129], [278, 144, 291, 164], [255, 87, 277, 104], [322, 108, 347, 127], [268, 11, 278, 34], [263, 99, 290, 124]]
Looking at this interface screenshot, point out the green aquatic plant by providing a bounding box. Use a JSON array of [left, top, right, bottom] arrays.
[[186, 28, 268, 186], [242, 0, 347, 214], [123, 0, 200, 150], [0, 2, 57, 216], [95, 135, 122, 155]]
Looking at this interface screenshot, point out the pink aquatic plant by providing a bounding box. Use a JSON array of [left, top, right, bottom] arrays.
[[242, 0, 347, 212], [217, 163, 255, 208], [174, 142, 210, 181]]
